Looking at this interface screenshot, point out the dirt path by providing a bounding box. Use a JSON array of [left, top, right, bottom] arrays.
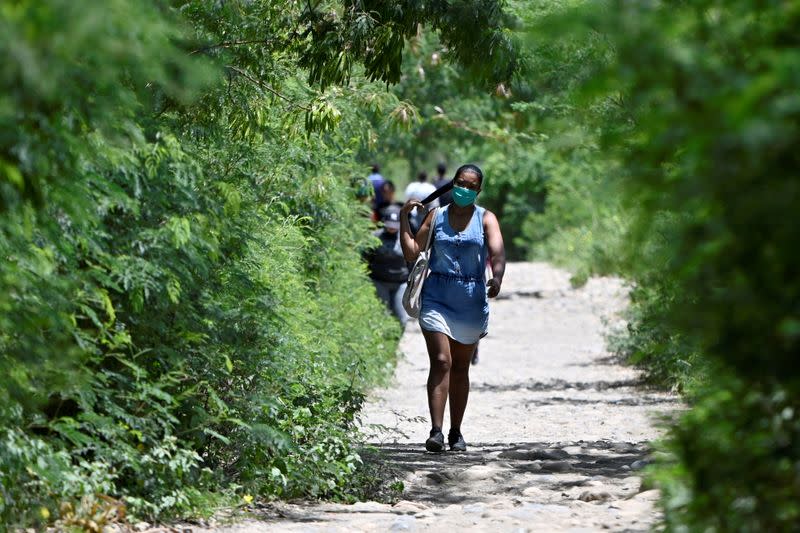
[[206, 262, 679, 532]]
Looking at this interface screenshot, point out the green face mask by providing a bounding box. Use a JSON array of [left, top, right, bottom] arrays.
[[452, 185, 478, 207]]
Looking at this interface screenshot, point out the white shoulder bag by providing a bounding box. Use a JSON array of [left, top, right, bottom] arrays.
[[402, 207, 439, 318]]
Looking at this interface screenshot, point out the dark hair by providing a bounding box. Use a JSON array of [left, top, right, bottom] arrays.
[[417, 171, 428, 182], [381, 180, 395, 192], [371, 163, 380, 173], [436, 162, 447, 175], [419, 163, 483, 205], [454, 163, 483, 184]]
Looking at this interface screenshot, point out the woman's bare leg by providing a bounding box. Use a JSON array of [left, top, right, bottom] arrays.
[[422, 329, 452, 430], [448, 339, 477, 431]]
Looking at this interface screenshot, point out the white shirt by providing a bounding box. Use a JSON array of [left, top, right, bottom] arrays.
[[405, 181, 437, 203]]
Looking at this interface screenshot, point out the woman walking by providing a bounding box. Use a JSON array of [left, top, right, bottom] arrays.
[[400, 164, 506, 452]]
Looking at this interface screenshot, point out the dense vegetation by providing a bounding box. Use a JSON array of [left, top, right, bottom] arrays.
[[524, 1, 800, 530], [592, 2, 800, 529], [3, 0, 798, 530]]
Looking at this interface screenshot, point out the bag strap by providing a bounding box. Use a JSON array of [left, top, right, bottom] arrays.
[[423, 207, 439, 252], [420, 180, 453, 206]]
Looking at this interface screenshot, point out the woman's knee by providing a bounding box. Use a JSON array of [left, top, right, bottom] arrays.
[[430, 352, 451, 372]]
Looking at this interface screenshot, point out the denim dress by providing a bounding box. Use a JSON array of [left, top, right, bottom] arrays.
[[419, 205, 489, 344]]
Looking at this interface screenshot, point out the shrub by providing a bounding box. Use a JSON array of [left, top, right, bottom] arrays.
[[590, 1, 800, 529]]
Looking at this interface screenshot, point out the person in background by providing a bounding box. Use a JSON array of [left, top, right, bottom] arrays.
[[400, 164, 506, 453], [352, 175, 379, 225], [405, 172, 439, 234], [405, 171, 437, 204], [367, 163, 385, 213], [364, 205, 410, 326], [352, 176, 373, 205], [377, 180, 402, 212], [433, 162, 453, 207]]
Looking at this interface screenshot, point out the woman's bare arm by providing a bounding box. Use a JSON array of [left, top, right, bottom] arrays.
[[484, 210, 506, 298], [400, 201, 436, 262]]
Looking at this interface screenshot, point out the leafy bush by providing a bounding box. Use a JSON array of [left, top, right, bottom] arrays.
[[556, 0, 800, 529], [655, 373, 800, 531], [517, 152, 627, 283]]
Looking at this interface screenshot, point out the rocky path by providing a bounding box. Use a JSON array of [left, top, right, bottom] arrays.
[[207, 262, 680, 532]]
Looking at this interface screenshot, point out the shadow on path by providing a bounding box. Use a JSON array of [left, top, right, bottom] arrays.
[[471, 378, 646, 393], [523, 396, 679, 407], [361, 440, 653, 506]]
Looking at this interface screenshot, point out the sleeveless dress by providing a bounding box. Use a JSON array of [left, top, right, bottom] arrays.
[[419, 205, 489, 344]]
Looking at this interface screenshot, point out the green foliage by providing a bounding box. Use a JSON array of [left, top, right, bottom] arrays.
[[507, 0, 626, 273], [507, 0, 800, 530], [299, 0, 517, 89], [0, 0, 211, 210], [518, 150, 626, 281], [595, 1, 800, 529], [655, 373, 800, 531], [361, 0, 623, 262], [0, 0, 520, 527], [361, 24, 547, 259]]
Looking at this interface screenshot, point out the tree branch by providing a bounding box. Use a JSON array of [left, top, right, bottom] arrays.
[[226, 65, 311, 112], [430, 114, 540, 143], [431, 114, 507, 141], [191, 38, 273, 55]]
